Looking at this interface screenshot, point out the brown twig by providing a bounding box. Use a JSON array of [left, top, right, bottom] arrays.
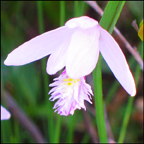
[[1, 91, 46, 143], [131, 19, 139, 32], [85, 1, 143, 71]]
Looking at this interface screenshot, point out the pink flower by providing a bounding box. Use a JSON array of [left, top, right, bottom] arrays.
[[4, 16, 136, 115], [1, 105, 11, 120]]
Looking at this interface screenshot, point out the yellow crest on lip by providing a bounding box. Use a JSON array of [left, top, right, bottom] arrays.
[[63, 78, 80, 86]]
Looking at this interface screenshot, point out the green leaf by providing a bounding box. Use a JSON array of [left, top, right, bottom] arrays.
[[100, 1, 125, 34], [92, 1, 125, 143]]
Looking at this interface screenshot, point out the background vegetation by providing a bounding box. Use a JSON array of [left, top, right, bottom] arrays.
[[1, 1, 143, 143]]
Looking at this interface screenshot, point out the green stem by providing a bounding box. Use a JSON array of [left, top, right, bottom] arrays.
[[37, 1, 44, 34], [92, 55, 108, 143], [67, 116, 74, 143], [74, 1, 79, 17], [118, 97, 134, 143], [60, 1, 65, 26], [79, 1, 85, 16], [53, 116, 61, 143], [92, 1, 125, 143]]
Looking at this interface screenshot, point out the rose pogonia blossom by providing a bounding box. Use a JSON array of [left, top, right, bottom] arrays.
[[4, 16, 136, 115], [1, 105, 11, 120]]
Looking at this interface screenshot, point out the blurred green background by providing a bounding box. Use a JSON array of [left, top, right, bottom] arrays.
[[1, 1, 143, 143]]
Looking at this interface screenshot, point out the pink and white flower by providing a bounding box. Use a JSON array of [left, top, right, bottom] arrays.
[[4, 16, 136, 115], [1, 105, 11, 120]]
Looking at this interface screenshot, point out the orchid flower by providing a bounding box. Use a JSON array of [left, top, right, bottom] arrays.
[[4, 16, 136, 116], [1, 105, 11, 120]]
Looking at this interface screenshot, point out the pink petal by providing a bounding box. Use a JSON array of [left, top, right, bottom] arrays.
[[99, 27, 136, 96], [1, 106, 11, 120], [65, 16, 98, 29], [66, 26, 100, 79], [46, 37, 71, 75], [4, 26, 74, 66]]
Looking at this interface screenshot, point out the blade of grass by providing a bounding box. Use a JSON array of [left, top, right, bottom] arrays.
[[80, 133, 90, 143], [60, 1, 65, 26], [37, 1, 44, 34], [1, 70, 13, 143], [79, 1, 86, 16], [14, 119, 20, 142], [37, 1, 49, 95], [99, 1, 125, 33], [67, 116, 74, 143], [54, 115, 62, 143], [37, 1, 52, 142], [74, 1, 79, 17], [92, 1, 125, 143], [105, 80, 119, 106], [92, 56, 106, 143], [53, 1, 66, 143]]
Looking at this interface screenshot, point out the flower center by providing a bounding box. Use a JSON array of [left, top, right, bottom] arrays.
[[63, 78, 80, 87], [49, 70, 93, 116]]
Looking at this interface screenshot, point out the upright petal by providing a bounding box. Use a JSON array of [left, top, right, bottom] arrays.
[[1, 106, 11, 120], [46, 34, 74, 75], [99, 27, 136, 96], [66, 26, 100, 79], [4, 26, 75, 66], [65, 16, 98, 29]]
